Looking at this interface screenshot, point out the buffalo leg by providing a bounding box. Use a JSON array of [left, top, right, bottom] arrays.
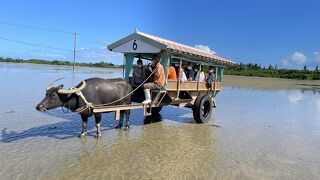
[[80, 115, 88, 137], [116, 111, 124, 129], [124, 110, 130, 130], [94, 113, 102, 138]]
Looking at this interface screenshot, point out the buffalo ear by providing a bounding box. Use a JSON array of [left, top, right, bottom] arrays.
[[57, 84, 64, 89]]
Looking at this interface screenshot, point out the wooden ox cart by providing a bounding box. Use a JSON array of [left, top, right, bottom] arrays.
[[93, 30, 235, 123]]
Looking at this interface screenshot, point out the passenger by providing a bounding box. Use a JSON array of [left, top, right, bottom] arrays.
[[168, 63, 177, 80], [184, 62, 194, 81], [206, 66, 216, 86], [142, 57, 165, 104], [194, 65, 205, 82], [132, 59, 146, 85], [180, 67, 187, 82]]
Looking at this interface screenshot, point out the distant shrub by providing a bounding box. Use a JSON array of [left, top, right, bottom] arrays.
[[0, 57, 120, 69]]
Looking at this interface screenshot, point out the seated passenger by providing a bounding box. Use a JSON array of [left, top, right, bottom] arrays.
[[180, 67, 187, 82], [142, 57, 165, 104], [168, 63, 177, 80], [194, 65, 205, 82], [132, 59, 146, 85], [184, 62, 194, 81], [206, 66, 216, 86]]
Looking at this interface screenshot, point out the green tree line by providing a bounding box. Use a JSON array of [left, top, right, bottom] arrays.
[[1, 57, 320, 80], [225, 63, 320, 80], [0, 57, 121, 69]]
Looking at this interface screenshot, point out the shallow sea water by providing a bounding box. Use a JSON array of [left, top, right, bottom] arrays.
[[1, 63, 320, 179]]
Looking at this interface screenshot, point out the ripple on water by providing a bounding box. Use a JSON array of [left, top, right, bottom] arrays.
[[1, 63, 320, 179]]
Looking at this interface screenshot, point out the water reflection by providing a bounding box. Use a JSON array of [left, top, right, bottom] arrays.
[[0, 107, 197, 143], [287, 91, 304, 103], [286, 90, 320, 112], [1, 63, 320, 179], [50, 114, 218, 179]]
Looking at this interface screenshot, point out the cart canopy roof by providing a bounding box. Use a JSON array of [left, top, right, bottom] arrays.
[[107, 30, 235, 66]]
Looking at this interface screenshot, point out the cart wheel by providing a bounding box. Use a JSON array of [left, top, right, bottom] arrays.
[[193, 95, 212, 123]]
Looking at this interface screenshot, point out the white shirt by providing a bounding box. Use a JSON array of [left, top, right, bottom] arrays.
[[180, 71, 187, 82], [195, 71, 205, 82]]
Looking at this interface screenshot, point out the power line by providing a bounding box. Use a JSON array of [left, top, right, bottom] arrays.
[[0, 36, 107, 54], [0, 20, 107, 46], [0, 20, 73, 34], [0, 37, 74, 52]]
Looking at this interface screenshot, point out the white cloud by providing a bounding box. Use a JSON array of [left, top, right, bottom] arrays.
[[77, 47, 122, 59], [291, 52, 307, 65], [314, 52, 320, 63], [24, 46, 124, 65], [282, 51, 307, 68], [26, 49, 68, 60], [194, 44, 216, 54], [282, 59, 289, 66], [76, 46, 123, 64]]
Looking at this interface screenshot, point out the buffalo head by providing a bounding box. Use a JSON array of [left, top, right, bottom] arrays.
[[36, 78, 86, 111]]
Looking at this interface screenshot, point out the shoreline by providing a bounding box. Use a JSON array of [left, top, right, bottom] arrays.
[[1, 62, 319, 91], [223, 75, 320, 91], [0, 61, 122, 70]]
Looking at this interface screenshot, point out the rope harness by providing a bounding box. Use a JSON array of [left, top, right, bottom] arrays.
[[93, 65, 157, 108], [74, 90, 94, 112], [43, 59, 162, 116]]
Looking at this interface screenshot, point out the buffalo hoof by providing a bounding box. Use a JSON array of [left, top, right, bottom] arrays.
[[79, 132, 87, 137], [96, 133, 102, 138], [115, 125, 122, 129], [124, 125, 130, 131]]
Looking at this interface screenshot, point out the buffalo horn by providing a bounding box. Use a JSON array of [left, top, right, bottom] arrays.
[[46, 78, 65, 91], [57, 80, 86, 94]]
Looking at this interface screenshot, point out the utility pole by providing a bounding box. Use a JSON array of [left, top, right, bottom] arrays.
[[73, 32, 77, 76]]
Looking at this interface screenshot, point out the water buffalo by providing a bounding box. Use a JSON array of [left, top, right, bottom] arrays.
[[36, 78, 132, 138]]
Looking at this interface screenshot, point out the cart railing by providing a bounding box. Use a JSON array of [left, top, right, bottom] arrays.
[[166, 80, 221, 91]]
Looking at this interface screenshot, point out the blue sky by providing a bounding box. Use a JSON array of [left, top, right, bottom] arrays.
[[0, 0, 319, 69]]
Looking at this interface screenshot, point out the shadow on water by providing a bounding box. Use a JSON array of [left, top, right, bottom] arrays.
[[1, 122, 79, 143], [1, 106, 200, 143], [1, 110, 113, 143]]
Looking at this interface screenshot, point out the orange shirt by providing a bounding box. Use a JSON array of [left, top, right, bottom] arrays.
[[154, 63, 165, 86], [168, 65, 177, 80]]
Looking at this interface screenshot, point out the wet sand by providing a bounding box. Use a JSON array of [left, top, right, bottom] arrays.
[[223, 75, 320, 91], [1, 63, 320, 179]]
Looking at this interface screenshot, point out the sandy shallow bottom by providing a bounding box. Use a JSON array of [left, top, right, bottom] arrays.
[[1, 63, 320, 179]]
